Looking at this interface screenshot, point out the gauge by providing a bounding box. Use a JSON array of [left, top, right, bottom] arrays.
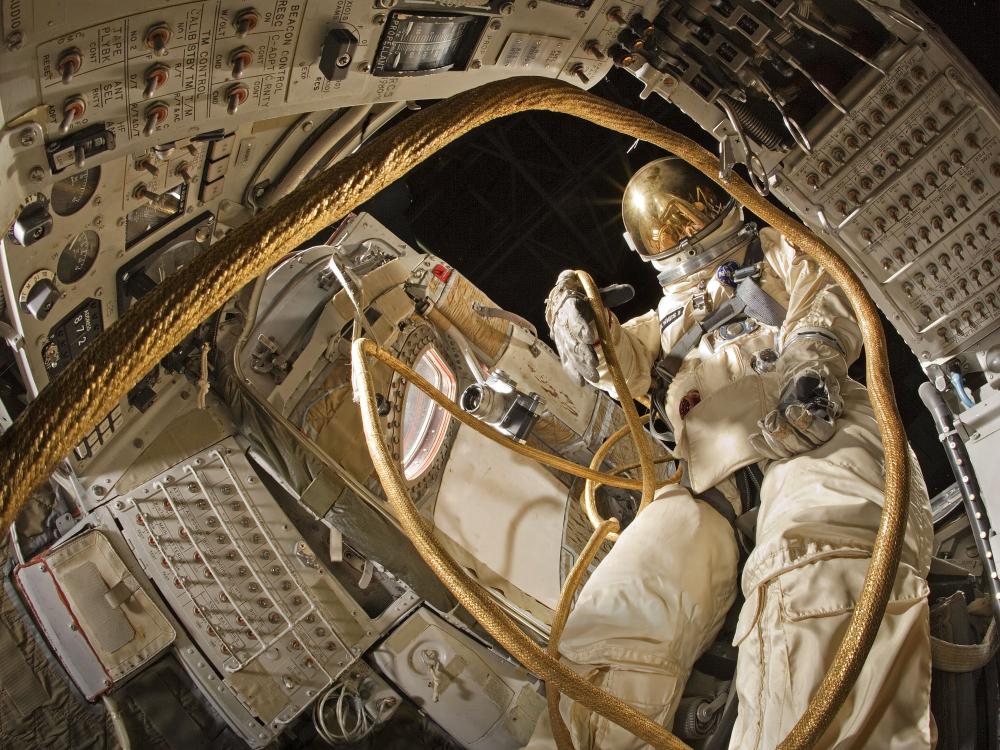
[[50, 167, 101, 216], [56, 230, 100, 283], [372, 12, 486, 76]]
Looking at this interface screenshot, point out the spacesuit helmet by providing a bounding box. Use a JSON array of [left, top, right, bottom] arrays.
[[622, 156, 740, 274]]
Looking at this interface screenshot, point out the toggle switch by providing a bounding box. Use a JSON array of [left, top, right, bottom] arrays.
[[225, 84, 249, 114], [144, 23, 171, 56], [607, 6, 628, 25], [57, 48, 82, 84], [143, 101, 169, 137], [570, 63, 590, 85], [584, 39, 606, 60], [233, 8, 260, 37], [136, 156, 160, 176], [59, 96, 86, 133], [175, 161, 195, 182], [229, 47, 253, 79], [143, 64, 169, 99]]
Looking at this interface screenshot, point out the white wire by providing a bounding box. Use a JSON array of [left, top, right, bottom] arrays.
[[313, 679, 378, 745]]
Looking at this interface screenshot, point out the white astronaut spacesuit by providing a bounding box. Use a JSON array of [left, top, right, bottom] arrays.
[[527, 158, 934, 748]]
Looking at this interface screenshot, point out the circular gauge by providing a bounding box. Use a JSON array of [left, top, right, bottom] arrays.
[[51, 167, 101, 216], [57, 230, 100, 283]]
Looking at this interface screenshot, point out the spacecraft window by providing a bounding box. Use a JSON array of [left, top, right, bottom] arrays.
[[401, 346, 456, 480]]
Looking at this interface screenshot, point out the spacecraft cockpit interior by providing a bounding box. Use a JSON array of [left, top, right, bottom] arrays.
[[0, 1, 998, 748]]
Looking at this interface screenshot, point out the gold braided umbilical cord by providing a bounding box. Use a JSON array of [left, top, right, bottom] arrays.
[[576, 271, 656, 520], [547, 518, 621, 750], [0, 77, 909, 749]]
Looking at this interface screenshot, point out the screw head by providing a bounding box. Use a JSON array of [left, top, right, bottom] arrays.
[[336, 53, 351, 67], [470, 59, 482, 70], [373, 14, 386, 24], [29, 166, 45, 182], [358, 62, 371, 73], [490, 19, 502, 30], [499, 1, 514, 13], [19, 129, 36, 147], [5, 31, 23, 51]]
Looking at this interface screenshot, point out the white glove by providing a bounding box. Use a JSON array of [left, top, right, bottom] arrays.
[[749, 334, 846, 460], [545, 271, 599, 384]]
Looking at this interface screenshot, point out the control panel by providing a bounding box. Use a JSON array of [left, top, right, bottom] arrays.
[[780, 44, 1000, 362], [116, 435, 383, 732], [0, 0, 655, 155], [614, 0, 1000, 367]]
